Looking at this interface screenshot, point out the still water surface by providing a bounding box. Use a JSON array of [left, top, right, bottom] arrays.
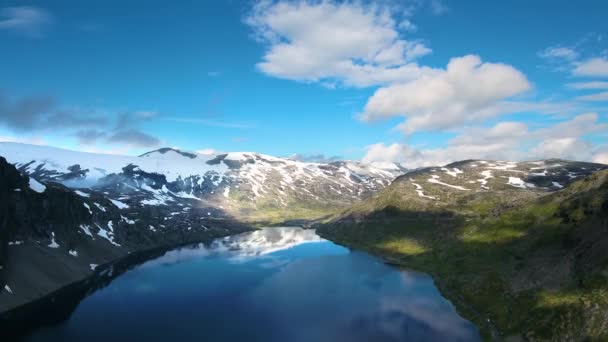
[[28, 227, 480, 341]]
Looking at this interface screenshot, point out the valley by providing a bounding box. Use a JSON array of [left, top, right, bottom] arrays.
[[0, 142, 402, 320], [1, 142, 608, 341]]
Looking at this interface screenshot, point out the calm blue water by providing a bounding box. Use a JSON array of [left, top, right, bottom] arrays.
[[27, 227, 480, 342]]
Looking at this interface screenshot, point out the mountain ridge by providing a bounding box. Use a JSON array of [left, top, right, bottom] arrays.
[[317, 160, 608, 341], [0, 142, 406, 224]]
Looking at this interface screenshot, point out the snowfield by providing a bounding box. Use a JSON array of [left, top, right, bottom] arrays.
[[0, 142, 406, 209]]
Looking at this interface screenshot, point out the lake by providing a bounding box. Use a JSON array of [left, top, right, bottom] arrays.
[[26, 227, 480, 341]]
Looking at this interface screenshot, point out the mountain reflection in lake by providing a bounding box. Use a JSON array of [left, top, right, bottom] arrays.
[[27, 227, 480, 342]]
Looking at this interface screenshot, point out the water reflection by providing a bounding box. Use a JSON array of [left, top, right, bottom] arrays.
[[27, 227, 480, 342], [143, 227, 323, 267], [246, 251, 477, 342]]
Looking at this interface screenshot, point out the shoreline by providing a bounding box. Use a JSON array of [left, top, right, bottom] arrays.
[[4, 225, 496, 341], [316, 229, 501, 342], [0, 227, 255, 340]]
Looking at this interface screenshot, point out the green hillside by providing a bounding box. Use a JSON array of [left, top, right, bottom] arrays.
[[317, 162, 608, 341]]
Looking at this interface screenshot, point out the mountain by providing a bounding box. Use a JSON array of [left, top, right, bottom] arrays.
[[317, 159, 608, 341], [0, 142, 406, 224], [0, 142, 405, 320], [0, 155, 251, 318]]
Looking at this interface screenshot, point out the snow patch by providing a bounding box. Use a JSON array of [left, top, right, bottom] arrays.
[[441, 167, 463, 177], [94, 203, 106, 212], [530, 169, 547, 176], [48, 232, 60, 248], [411, 181, 436, 200], [507, 177, 535, 189], [477, 170, 493, 189], [427, 176, 470, 191], [4, 285, 13, 294], [29, 178, 46, 193], [75, 190, 90, 197], [83, 203, 93, 215], [110, 199, 129, 209], [121, 215, 136, 224], [97, 221, 120, 246], [80, 224, 94, 238]]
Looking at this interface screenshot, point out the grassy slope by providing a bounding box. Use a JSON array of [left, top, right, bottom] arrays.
[[223, 185, 342, 225], [317, 170, 608, 341]]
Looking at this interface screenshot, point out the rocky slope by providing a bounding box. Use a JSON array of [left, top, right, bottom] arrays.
[[0, 142, 405, 224], [0, 155, 251, 316], [317, 160, 608, 341]]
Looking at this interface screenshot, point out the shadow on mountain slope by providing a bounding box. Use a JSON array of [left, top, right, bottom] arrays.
[[317, 170, 608, 341]]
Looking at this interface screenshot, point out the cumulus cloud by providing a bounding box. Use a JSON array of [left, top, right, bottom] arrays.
[[361, 55, 531, 133], [247, 2, 535, 136], [246, 0, 434, 87], [362, 113, 607, 167], [529, 138, 592, 161], [0, 6, 52, 37], [574, 57, 608, 77]]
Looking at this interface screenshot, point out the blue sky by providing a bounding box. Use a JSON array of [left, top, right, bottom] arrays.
[[0, 0, 607, 166]]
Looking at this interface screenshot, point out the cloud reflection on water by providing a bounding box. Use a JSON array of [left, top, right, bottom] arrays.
[[142, 227, 324, 267]]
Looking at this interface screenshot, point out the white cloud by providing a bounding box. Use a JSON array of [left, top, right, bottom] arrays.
[[534, 112, 605, 138], [0, 6, 52, 37], [566, 81, 608, 90], [362, 141, 519, 169], [574, 58, 608, 77], [576, 91, 608, 102], [362, 113, 607, 167], [361, 55, 531, 133], [529, 138, 592, 161], [362, 143, 419, 165], [246, 0, 433, 87], [593, 152, 608, 165], [246, 2, 605, 164], [538, 46, 579, 61]]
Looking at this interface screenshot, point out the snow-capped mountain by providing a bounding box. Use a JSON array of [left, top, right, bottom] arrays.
[[334, 158, 608, 221], [0, 142, 406, 223], [0, 143, 407, 312]]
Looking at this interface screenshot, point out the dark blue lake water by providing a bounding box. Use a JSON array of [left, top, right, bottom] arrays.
[[27, 227, 480, 342]]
